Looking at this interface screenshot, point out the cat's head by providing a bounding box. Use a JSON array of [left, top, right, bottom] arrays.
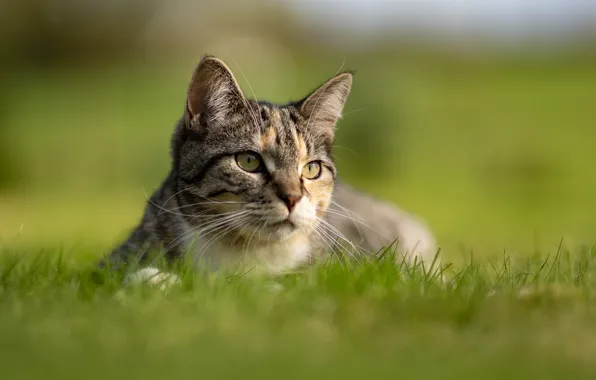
[[173, 56, 352, 245]]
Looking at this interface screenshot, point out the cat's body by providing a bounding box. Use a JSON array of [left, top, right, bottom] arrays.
[[100, 56, 437, 277]]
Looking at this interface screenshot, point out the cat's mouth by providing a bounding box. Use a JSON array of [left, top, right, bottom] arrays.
[[267, 218, 295, 229], [230, 217, 298, 244]]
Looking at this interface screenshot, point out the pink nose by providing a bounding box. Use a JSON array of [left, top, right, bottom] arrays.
[[280, 194, 302, 213]]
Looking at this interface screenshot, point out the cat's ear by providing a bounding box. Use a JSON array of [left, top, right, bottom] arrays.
[[185, 56, 245, 129], [299, 72, 353, 140]]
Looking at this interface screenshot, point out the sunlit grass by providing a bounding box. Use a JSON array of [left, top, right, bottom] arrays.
[[2, 53, 596, 379], [1, 246, 596, 379]]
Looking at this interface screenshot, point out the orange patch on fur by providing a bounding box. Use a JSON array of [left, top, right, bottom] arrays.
[[270, 109, 282, 125], [296, 136, 308, 164], [261, 127, 277, 149], [315, 199, 328, 217]]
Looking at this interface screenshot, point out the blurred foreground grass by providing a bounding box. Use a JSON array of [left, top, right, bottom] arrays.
[[2, 248, 596, 379], [1, 51, 595, 259]]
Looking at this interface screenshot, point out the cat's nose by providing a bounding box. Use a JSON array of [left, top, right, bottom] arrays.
[[279, 193, 302, 213]]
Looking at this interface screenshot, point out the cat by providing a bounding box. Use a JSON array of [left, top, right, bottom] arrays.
[[98, 55, 437, 282]]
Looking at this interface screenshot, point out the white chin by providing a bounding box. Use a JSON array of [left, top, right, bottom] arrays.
[[267, 222, 299, 240], [235, 221, 297, 242]]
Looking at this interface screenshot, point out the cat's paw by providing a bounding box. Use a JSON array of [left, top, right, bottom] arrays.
[[123, 267, 182, 291]]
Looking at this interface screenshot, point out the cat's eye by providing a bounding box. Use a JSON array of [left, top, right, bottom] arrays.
[[235, 152, 263, 173], [301, 161, 322, 180]]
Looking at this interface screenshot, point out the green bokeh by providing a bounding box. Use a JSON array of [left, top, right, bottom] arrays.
[[3, 51, 596, 256], [1, 1, 596, 258]]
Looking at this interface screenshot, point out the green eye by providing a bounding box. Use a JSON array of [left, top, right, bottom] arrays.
[[302, 161, 322, 180], [235, 152, 263, 172]]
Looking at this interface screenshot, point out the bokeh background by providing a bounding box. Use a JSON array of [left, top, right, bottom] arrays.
[[1, 0, 595, 261]]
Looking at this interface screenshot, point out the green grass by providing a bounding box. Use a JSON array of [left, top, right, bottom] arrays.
[[2, 246, 596, 379], [2, 50, 596, 379]]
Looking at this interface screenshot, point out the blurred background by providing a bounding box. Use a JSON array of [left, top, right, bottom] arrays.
[[1, 0, 595, 260]]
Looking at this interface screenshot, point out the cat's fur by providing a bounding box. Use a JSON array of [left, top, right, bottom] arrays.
[[99, 56, 437, 277]]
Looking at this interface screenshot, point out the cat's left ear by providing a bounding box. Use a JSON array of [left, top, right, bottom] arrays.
[[299, 72, 353, 141], [185, 56, 246, 130]]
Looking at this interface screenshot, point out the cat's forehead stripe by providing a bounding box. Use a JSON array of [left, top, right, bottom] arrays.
[[259, 107, 289, 145], [261, 126, 276, 149], [256, 105, 316, 170], [296, 135, 308, 164], [270, 108, 282, 125]]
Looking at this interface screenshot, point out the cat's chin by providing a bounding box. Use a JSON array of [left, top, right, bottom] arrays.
[[266, 224, 299, 241], [234, 219, 310, 244], [257, 223, 298, 242]]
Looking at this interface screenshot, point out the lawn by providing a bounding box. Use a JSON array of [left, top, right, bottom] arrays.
[[2, 50, 596, 379], [1, 247, 596, 379]]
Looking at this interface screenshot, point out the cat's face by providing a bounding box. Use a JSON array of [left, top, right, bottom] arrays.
[[173, 57, 352, 245]]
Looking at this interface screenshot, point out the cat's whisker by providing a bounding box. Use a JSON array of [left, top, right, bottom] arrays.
[[229, 222, 248, 247], [175, 201, 245, 211], [240, 220, 259, 254], [319, 206, 388, 242], [310, 224, 350, 269], [229, 55, 259, 103], [341, 108, 365, 117], [162, 209, 246, 235], [195, 214, 253, 264], [145, 186, 243, 220], [328, 200, 392, 241], [195, 222, 243, 261], [187, 210, 248, 222], [188, 193, 247, 205], [321, 224, 369, 261], [157, 225, 217, 264], [142, 186, 196, 218], [194, 219, 244, 257], [192, 211, 251, 240], [319, 207, 368, 226], [316, 217, 369, 265], [176, 214, 249, 265], [317, 216, 358, 246], [162, 211, 251, 258], [309, 226, 339, 263], [318, 229, 360, 267], [241, 218, 265, 255], [331, 144, 360, 157]]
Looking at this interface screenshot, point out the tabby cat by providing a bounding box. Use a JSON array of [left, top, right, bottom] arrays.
[[99, 56, 437, 280]]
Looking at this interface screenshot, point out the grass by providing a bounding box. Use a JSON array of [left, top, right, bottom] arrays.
[[2, 246, 596, 379], [2, 50, 596, 378]]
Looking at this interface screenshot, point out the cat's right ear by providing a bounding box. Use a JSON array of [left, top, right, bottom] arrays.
[[185, 56, 246, 130]]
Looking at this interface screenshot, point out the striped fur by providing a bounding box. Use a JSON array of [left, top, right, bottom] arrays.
[[100, 56, 437, 276]]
